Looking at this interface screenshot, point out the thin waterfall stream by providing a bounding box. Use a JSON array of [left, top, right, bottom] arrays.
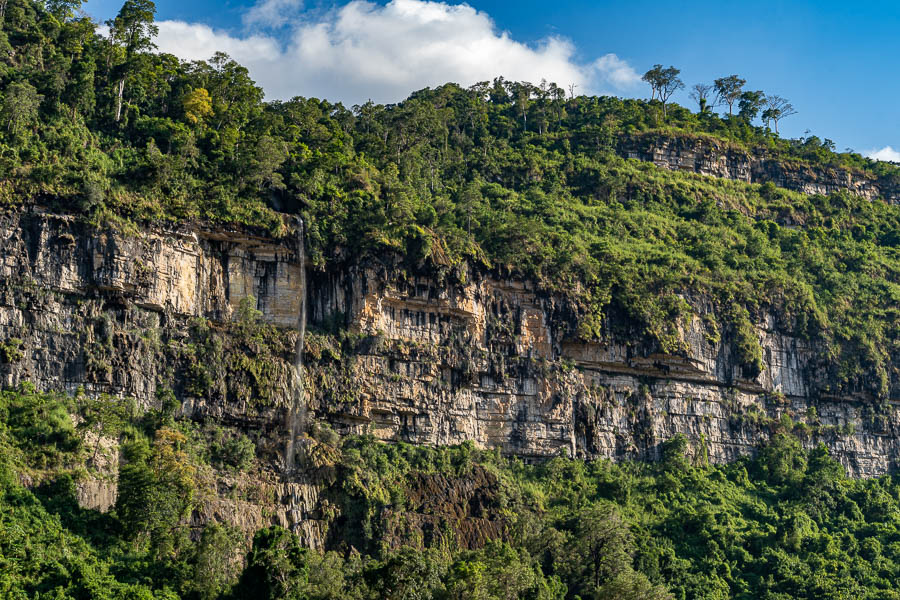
[[285, 217, 307, 472]]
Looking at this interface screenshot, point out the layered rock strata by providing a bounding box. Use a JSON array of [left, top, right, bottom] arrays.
[[1, 209, 900, 547], [619, 133, 900, 203]]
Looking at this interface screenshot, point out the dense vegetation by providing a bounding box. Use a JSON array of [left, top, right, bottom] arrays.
[[3, 2, 900, 597], [0, 0, 896, 373], [2, 0, 900, 398], [4, 385, 900, 599]]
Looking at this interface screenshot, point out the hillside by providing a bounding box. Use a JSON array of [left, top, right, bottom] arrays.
[[3, 0, 900, 399], [2, 1, 900, 599], [5, 388, 900, 599]]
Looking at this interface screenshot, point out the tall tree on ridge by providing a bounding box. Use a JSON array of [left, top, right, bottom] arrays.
[[762, 95, 797, 134], [511, 81, 533, 132], [46, 0, 84, 20], [107, 0, 158, 123], [714, 74, 746, 116], [738, 90, 766, 122], [642, 64, 684, 118]]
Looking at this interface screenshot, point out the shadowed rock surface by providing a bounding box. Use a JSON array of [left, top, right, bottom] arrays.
[[619, 132, 900, 203], [2, 203, 899, 547]]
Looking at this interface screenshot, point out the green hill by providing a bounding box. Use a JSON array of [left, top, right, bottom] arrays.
[[3, 1, 900, 598], [3, 0, 900, 399]]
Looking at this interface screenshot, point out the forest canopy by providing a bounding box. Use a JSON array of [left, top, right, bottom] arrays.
[[2, 2, 900, 598], [1, 0, 900, 400], [3, 386, 900, 599]]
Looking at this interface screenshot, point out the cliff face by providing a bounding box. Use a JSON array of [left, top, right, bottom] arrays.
[[304, 263, 899, 477], [2, 208, 899, 546], [619, 133, 900, 203]]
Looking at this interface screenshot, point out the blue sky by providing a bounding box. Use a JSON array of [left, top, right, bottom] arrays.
[[82, 0, 900, 159]]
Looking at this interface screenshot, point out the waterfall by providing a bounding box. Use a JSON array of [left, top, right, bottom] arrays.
[[285, 217, 307, 472]]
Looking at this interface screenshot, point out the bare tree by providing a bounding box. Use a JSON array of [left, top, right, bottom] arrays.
[[762, 95, 797, 135], [690, 83, 715, 113], [713, 75, 746, 116], [642, 64, 684, 118]]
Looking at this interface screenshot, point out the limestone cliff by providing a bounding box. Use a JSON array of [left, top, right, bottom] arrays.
[[1, 207, 899, 547], [619, 132, 900, 203]]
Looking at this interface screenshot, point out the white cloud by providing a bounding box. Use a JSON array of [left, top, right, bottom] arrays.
[[153, 0, 639, 104], [156, 21, 282, 62], [866, 146, 900, 163], [592, 53, 641, 89], [244, 0, 304, 28]]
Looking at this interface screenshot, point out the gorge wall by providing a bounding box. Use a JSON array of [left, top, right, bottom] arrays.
[[1, 202, 899, 545], [2, 208, 899, 458], [619, 133, 900, 203]]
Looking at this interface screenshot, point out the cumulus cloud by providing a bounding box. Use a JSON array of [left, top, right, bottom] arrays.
[[866, 146, 900, 163], [153, 0, 639, 104], [156, 21, 282, 62], [592, 53, 641, 89], [243, 0, 305, 29]]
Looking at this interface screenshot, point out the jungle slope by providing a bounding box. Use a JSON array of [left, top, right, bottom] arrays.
[[2, 1, 900, 599], [1, 0, 899, 405], [5, 386, 900, 600]]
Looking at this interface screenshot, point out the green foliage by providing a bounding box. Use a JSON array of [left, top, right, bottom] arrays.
[[177, 304, 292, 406], [233, 526, 310, 599], [183, 87, 213, 125], [4, 386, 900, 598], [0, 386, 178, 598], [2, 82, 42, 135], [0, 383, 82, 473], [443, 540, 567, 600], [115, 427, 196, 557], [0, 386, 257, 599], [0, 469, 175, 599], [661, 434, 691, 471], [190, 523, 244, 600], [0, 338, 24, 363], [230, 433, 900, 600], [0, 0, 898, 396], [180, 317, 225, 398], [728, 305, 765, 378], [755, 432, 808, 486], [75, 390, 132, 460], [227, 296, 292, 405], [2, 0, 900, 595], [177, 420, 257, 473]]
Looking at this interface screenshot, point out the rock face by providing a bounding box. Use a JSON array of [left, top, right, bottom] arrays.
[[0, 211, 302, 401], [382, 467, 507, 550], [1, 207, 900, 545], [304, 266, 899, 479], [619, 133, 900, 203]]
